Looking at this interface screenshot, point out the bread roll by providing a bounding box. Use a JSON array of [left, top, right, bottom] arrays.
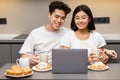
[[22, 67, 32, 75], [6, 65, 32, 76], [6, 69, 14, 75], [14, 70, 23, 76], [12, 65, 21, 71]]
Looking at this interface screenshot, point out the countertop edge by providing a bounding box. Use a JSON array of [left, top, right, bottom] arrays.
[[106, 40, 120, 44], [0, 39, 25, 43], [0, 39, 120, 44]]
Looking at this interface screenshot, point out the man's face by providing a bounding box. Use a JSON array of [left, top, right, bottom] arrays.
[[49, 9, 66, 31]]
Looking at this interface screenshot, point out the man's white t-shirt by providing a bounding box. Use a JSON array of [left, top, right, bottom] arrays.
[[60, 31, 106, 55], [19, 25, 69, 63]]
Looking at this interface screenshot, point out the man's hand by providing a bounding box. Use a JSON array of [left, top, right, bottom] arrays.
[[105, 49, 117, 59], [21, 53, 40, 65], [29, 53, 40, 65]]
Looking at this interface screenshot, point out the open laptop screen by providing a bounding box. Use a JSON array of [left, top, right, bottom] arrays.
[[52, 49, 88, 74]]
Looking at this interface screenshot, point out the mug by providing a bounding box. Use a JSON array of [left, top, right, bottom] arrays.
[[91, 48, 100, 57], [16, 57, 29, 67], [40, 53, 48, 62]]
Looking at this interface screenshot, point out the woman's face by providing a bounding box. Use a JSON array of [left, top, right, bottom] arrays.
[[74, 11, 90, 30]]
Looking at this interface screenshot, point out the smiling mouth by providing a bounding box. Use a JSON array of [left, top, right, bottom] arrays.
[[55, 23, 61, 27], [78, 24, 84, 27]]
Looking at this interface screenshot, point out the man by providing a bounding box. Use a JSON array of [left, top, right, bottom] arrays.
[[19, 1, 71, 65]]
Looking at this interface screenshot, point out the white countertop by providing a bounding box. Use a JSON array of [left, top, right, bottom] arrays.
[[0, 34, 120, 40], [0, 34, 19, 40], [102, 34, 120, 40]]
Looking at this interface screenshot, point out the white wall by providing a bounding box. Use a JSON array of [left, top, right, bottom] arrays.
[[0, 0, 120, 34]]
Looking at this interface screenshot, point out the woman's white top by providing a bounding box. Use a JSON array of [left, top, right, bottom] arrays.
[[19, 25, 69, 63], [60, 31, 106, 55]]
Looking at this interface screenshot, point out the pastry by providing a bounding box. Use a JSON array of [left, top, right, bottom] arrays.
[[11, 65, 21, 71], [35, 62, 51, 69], [5, 65, 32, 76], [22, 67, 32, 75], [46, 64, 52, 69], [90, 62, 106, 69], [13, 70, 23, 76], [6, 69, 14, 75]]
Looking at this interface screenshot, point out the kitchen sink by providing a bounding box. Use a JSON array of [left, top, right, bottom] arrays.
[[13, 34, 28, 39]]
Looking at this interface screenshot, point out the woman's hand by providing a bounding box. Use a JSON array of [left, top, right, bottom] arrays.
[[88, 50, 109, 64], [99, 50, 109, 64], [88, 53, 99, 64]]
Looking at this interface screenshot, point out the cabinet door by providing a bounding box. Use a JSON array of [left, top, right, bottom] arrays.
[[0, 44, 11, 68], [105, 44, 120, 63], [11, 44, 23, 63]]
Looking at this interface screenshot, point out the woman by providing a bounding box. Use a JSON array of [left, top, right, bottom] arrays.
[[60, 4, 117, 64]]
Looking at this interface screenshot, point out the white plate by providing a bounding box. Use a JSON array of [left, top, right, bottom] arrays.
[[88, 65, 109, 71], [5, 71, 33, 78], [32, 66, 52, 72]]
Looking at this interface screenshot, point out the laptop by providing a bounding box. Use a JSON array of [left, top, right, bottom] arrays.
[[52, 49, 88, 74]]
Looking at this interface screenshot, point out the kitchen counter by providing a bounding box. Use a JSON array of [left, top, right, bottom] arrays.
[[0, 39, 24, 44], [0, 34, 27, 43], [0, 34, 19, 39], [0, 34, 28, 40], [103, 34, 120, 43], [0, 34, 120, 39], [103, 34, 120, 40], [0, 34, 120, 43], [12, 34, 28, 39]]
